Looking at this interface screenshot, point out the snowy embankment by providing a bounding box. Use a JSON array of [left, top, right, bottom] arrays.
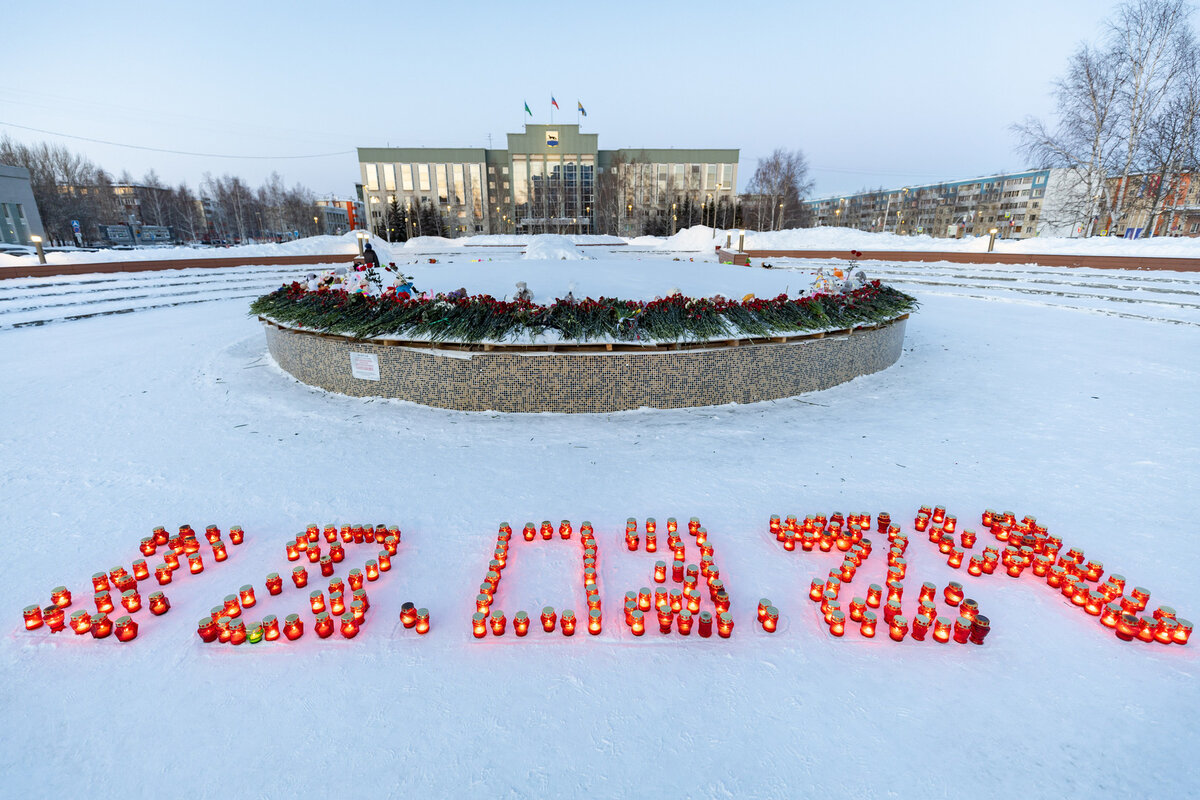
[[634, 224, 1200, 257], [1, 249, 1198, 798], [7, 226, 1200, 272]]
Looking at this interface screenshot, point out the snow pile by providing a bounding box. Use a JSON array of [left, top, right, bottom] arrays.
[[520, 235, 593, 261]]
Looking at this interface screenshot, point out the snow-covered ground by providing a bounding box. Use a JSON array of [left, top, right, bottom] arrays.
[[6, 224, 1200, 271], [1, 244, 1197, 798]]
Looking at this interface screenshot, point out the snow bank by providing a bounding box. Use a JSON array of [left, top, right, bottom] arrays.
[[520, 235, 593, 261]]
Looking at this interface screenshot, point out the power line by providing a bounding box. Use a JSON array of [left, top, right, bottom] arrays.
[[0, 120, 354, 160]]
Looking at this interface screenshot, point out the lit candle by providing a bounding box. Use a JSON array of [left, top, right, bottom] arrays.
[[121, 589, 142, 614], [230, 526, 244, 545], [944, 582, 964, 607], [50, 586, 72, 609], [23, 605, 44, 631], [827, 610, 844, 638], [472, 612, 488, 638], [523, 523, 536, 542], [197, 617, 219, 642], [657, 605, 674, 635], [310, 590, 326, 614], [390, 602, 412, 631], [1172, 619, 1192, 645], [762, 606, 779, 634], [952, 616, 972, 644], [415, 609, 429, 635], [340, 613, 359, 639], [849, 597, 866, 623], [42, 606, 66, 633], [93, 590, 114, 614], [910, 615, 931, 641], [286, 541, 300, 561], [227, 619, 247, 645], [630, 609, 646, 636], [677, 609, 694, 635], [539, 606, 557, 633], [959, 599, 979, 622], [187, 553, 204, 575], [283, 614, 303, 640], [889, 615, 908, 642], [114, 615, 138, 643], [329, 592, 345, 616], [69, 610, 92, 635], [261, 614, 279, 641], [149, 591, 170, 616]]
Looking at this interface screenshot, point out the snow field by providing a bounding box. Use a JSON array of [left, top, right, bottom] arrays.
[[0, 248, 1197, 798]]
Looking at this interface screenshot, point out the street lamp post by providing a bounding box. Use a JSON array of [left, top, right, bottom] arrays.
[[988, 227, 999, 252], [31, 234, 45, 264]]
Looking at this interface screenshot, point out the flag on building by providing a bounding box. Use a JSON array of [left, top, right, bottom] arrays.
[[551, 96, 560, 110], [578, 101, 587, 117], [524, 102, 532, 116]]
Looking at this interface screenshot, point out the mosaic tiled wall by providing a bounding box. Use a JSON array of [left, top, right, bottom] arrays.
[[262, 318, 908, 413]]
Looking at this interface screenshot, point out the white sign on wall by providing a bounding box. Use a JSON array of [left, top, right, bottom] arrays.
[[349, 352, 380, 381]]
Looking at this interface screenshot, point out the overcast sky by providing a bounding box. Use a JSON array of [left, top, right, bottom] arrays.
[[3, 0, 1131, 200]]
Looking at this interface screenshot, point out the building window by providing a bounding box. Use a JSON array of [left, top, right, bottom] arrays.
[[418, 164, 431, 192], [364, 163, 379, 191], [453, 164, 465, 205], [1191, 222, 1199, 233], [401, 164, 413, 192], [384, 164, 396, 191], [435, 164, 449, 203]]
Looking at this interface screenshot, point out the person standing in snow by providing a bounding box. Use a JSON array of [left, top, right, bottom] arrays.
[[363, 242, 380, 268]]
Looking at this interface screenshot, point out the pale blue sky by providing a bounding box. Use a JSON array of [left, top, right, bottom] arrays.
[[4, 0, 1124, 199]]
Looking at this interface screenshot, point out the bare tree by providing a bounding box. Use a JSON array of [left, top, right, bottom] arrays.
[[1015, 43, 1125, 236], [1108, 0, 1195, 230], [745, 149, 814, 231]]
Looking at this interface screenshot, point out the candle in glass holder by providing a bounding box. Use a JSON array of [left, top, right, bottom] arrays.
[[256, 614, 276, 641], [952, 616, 972, 644], [187, 553, 204, 575], [675, 609, 692, 635], [698, 611, 713, 638], [561, 610, 576, 636], [23, 605, 44, 631], [536, 606, 555, 633], [415, 609, 429, 635], [211, 541, 228, 562], [944, 582, 965, 607], [1172, 619, 1192, 645], [489, 610, 507, 636], [69, 610, 92, 635], [120, 589, 141, 614], [225, 618, 246, 646], [292, 566, 308, 589], [260, 574, 281, 598], [859, 610, 877, 638], [716, 611, 734, 638], [630, 609, 645, 636], [197, 617, 219, 642], [283, 614, 303, 640], [114, 615, 138, 642], [149, 591, 169, 616], [827, 610, 845, 638], [657, 605, 674, 635], [364, 560, 379, 582], [309, 590, 326, 614], [285, 541, 300, 561], [472, 612, 488, 638], [889, 615, 908, 642], [911, 615, 931, 641], [92, 589, 113, 614], [339, 613, 359, 639], [968, 615, 990, 645]]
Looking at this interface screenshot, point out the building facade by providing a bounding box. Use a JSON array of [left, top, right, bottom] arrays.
[[805, 168, 1086, 240], [358, 125, 737, 238], [0, 164, 46, 245], [1103, 172, 1200, 238]]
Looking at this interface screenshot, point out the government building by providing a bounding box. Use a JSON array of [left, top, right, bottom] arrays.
[[357, 125, 738, 238]]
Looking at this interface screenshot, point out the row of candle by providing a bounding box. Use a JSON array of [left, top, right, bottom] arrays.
[[624, 605, 733, 637], [624, 518, 734, 637], [200, 522, 411, 644], [473, 521, 601, 637], [917, 506, 1190, 646], [24, 524, 243, 636], [976, 507, 1190, 644]]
